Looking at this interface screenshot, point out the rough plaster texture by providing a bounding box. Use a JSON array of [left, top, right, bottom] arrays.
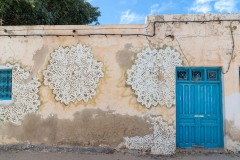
[[0, 109, 152, 147], [0, 14, 240, 154], [124, 116, 175, 155], [225, 93, 240, 152]]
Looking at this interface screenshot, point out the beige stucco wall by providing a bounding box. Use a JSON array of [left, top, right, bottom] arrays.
[[0, 14, 240, 153]]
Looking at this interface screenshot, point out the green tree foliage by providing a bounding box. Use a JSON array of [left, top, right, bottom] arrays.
[[0, 0, 101, 25]]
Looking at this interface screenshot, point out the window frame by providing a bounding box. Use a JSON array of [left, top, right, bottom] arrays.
[[0, 66, 13, 102]]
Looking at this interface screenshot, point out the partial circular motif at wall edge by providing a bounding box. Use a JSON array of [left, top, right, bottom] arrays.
[[43, 44, 104, 105], [126, 47, 182, 108], [124, 116, 176, 155], [0, 63, 41, 125]]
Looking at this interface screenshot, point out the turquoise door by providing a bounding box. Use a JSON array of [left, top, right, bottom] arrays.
[[176, 67, 223, 148]]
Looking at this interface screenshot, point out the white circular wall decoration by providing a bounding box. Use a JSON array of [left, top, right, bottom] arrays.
[[43, 44, 104, 105], [0, 64, 41, 125], [124, 116, 176, 155], [126, 47, 182, 108]]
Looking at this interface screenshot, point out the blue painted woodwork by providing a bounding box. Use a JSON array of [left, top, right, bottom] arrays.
[[0, 69, 12, 100], [176, 67, 223, 148]]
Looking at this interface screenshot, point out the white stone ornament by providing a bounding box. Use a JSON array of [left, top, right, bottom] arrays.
[[124, 134, 153, 151], [124, 116, 176, 155], [43, 44, 104, 105], [126, 47, 182, 108], [0, 64, 41, 125]]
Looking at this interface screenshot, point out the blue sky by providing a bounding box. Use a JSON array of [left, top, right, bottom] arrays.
[[87, 0, 240, 24]]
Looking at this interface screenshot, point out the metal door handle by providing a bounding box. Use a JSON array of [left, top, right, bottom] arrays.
[[194, 115, 204, 118]]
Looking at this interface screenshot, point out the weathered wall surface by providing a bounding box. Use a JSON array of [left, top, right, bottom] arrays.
[[0, 14, 240, 154]]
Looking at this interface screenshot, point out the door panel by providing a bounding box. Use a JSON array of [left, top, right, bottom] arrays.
[[176, 67, 223, 148], [177, 84, 196, 147]]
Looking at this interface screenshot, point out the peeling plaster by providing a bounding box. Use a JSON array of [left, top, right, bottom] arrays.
[[124, 116, 175, 155], [225, 135, 240, 153], [225, 93, 240, 126], [32, 46, 49, 76], [116, 43, 136, 70], [0, 109, 152, 147], [225, 93, 240, 152]]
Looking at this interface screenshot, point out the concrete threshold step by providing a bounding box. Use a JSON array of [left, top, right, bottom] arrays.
[[176, 148, 226, 154]]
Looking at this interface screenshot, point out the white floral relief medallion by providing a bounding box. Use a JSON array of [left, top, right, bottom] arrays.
[[126, 47, 182, 108], [0, 64, 41, 125], [43, 44, 104, 105], [124, 116, 176, 155]]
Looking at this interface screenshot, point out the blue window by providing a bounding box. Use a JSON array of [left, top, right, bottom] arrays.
[[192, 69, 204, 81], [206, 69, 219, 81], [0, 69, 12, 100], [177, 69, 189, 81]]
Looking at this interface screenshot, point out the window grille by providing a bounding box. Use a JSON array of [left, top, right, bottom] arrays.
[[0, 69, 12, 100]]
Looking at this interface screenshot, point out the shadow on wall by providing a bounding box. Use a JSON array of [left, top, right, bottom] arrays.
[[0, 109, 152, 147]]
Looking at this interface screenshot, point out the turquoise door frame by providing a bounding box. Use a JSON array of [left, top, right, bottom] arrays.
[[176, 67, 224, 148]]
